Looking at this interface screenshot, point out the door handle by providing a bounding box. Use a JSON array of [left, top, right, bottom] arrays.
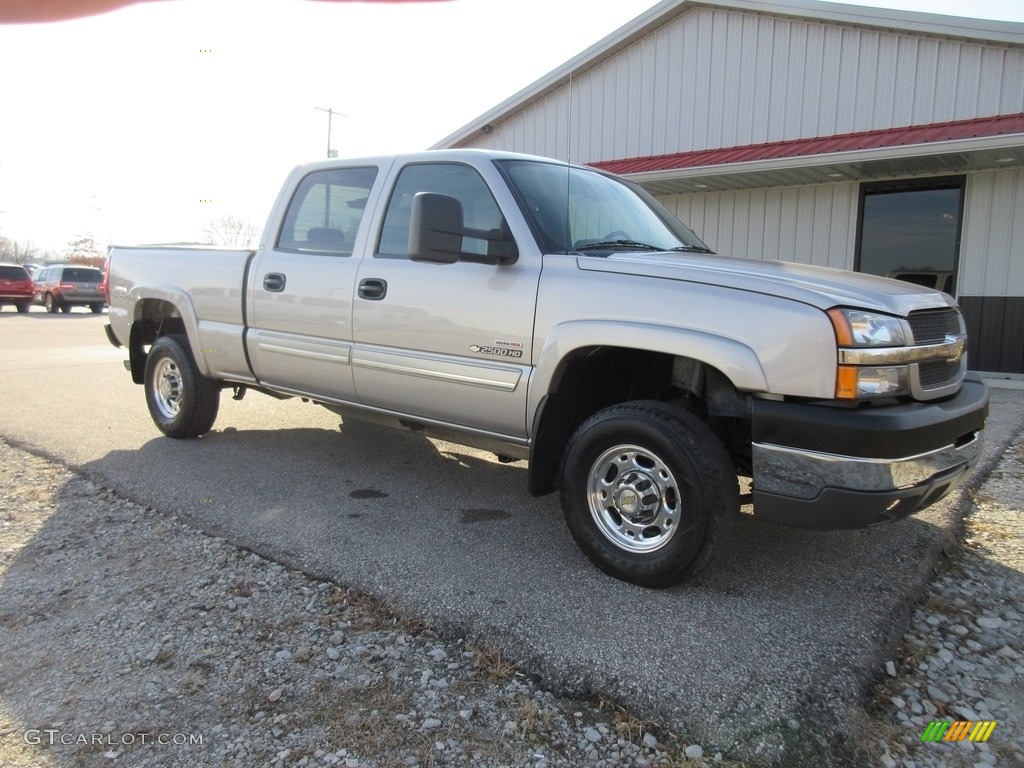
[[263, 273, 286, 292], [358, 278, 387, 300]]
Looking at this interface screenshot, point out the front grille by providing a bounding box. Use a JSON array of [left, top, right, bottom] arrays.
[[906, 309, 965, 395], [918, 360, 961, 387], [907, 308, 960, 345]]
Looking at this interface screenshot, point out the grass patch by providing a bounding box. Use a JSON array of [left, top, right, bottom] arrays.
[[594, 695, 757, 768], [919, 591, 960, 617], [468, 644, 519, 684], [324, 587, 429, 635], [306, 677, 433, 768], [965, 519, 1015, 540]]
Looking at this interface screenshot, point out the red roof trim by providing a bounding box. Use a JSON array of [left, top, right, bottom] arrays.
[[590, 113, 1024, 175]]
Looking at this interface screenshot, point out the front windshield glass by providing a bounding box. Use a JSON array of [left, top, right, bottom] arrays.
[[495, 159, 712, 255]]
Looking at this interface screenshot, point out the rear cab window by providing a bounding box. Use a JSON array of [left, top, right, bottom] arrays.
[[0, 266, 30, 280], [277, 167, 378, 256]]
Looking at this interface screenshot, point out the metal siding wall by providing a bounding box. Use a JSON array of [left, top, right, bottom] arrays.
[[960, 168, 1024, 296], [659, 183, 857, 267], [462, 7, 1024, 162]]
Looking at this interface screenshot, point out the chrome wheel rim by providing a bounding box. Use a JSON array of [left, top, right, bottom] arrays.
[[152, 357, 183, 420], [587, 444, 681, 553]]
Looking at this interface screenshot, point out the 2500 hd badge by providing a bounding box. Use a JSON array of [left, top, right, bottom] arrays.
[[470, 344, 524, 359]]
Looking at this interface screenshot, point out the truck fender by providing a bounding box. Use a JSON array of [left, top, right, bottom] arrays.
[[525, 320, 767, 496], [126, 285, 211, 377], [527, 320, 768, 424]]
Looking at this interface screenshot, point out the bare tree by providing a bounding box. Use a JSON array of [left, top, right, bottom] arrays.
[[64, 234, 103, 264], [199, 215, 261, 248], [0, 235, 38, 264]]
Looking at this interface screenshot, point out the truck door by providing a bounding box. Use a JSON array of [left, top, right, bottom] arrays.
[[351, 161, 540, 438], [247, 165, 379, 402]]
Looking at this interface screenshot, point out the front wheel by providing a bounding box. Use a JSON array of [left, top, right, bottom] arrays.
[[559, 401, 737, 588], [144, 334, 220, 438]]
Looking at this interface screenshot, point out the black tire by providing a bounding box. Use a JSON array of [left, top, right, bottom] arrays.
[[559, 401, 737, 588], [90, 303, 103, 314], [144, 334, 220, 438], [44, 294, 58, 313], [16, 302, 30, 314], [59, 303, 71, 313]]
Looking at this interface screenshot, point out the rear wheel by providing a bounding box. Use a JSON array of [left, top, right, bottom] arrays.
[[16, 302, 30, 314], [144, 334, 220, 438], [59, 303, 71, 313], [44, 294, 58, 313], [90, 303, 103, 314], [560, 401, 737, 587]]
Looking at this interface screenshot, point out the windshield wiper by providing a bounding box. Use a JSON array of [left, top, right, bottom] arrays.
[[669, 244, 715, 253], [575, 239, 662, 252]]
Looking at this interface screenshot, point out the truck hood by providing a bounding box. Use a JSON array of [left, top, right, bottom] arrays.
[[577, 252, 954, 315]]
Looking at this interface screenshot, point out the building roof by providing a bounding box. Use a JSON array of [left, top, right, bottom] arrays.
[[583, 113, 1024, 194], [609, 120, 1024, 195], [592, 113, 1024, 175]]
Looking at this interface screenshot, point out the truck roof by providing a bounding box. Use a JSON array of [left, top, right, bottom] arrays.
[[290, 148, 578, 175]]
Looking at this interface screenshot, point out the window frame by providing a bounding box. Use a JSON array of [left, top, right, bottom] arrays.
[[854, 175, 966, 296]]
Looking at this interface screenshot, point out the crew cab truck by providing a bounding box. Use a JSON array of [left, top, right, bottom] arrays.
[[105, 149, 989, 587]]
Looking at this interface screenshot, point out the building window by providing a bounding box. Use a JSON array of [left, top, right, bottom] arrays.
[[855, 177, 965, 296]]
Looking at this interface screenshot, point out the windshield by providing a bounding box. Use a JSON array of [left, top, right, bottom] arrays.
[[495, 159, 712, 255]]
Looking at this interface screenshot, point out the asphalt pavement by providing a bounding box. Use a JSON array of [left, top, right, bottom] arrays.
[[2, 308, 1022, 765]]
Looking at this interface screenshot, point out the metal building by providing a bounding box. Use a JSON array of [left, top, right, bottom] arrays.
[[435, 0, 1024, 374]]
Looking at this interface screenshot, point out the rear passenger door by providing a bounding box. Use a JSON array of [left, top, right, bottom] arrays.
[[247, 165, 381, 402]]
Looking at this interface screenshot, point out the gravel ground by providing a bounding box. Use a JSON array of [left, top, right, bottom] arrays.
[[853, 435, 1024, 768], [0, 432, 1021, 768]]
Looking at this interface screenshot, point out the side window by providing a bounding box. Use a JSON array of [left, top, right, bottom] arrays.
[[277, 166, 377, 255], [376, 163, 504, 258]]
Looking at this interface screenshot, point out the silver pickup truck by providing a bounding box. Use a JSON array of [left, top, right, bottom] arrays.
[[105, 149, 989, 587]]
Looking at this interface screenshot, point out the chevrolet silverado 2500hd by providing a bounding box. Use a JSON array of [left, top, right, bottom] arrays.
[[105, 149, 989, 587]]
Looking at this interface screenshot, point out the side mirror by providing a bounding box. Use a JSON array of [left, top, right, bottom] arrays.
[[408, 192, 518, 266]]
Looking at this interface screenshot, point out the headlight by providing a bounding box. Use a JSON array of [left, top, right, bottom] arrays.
[[828, 308, 910, 399], [827, 308, 906, 347]]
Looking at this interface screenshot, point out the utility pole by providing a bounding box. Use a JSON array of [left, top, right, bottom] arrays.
[[314, 107, 347, 159]]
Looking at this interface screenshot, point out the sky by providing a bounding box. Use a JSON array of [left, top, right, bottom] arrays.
[[0, 0, 1022, 255]]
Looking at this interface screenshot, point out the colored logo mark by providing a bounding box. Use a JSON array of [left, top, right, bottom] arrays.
[[921, 720, 997, 742]]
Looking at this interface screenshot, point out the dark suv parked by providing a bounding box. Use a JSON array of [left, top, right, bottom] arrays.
[[33, 265, 105, 313], [0, 263, 35, 313]]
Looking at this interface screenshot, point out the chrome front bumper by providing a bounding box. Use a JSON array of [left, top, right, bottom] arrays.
[[752, 431, 983, 501], [748, 376, 988, 529]]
